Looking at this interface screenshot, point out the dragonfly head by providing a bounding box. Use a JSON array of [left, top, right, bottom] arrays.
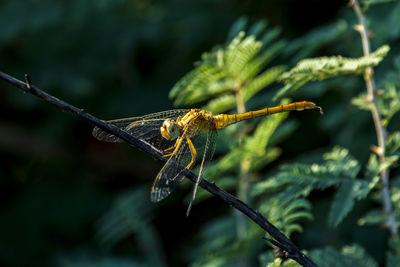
[[160, 119, 179, 140]]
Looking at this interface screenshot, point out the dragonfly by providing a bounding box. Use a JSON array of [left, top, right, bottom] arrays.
[[93, 101, 322, 215]]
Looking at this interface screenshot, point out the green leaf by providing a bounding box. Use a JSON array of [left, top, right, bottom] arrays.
[[202, 93, 237, 114], [225, 32, 262, 75], [277, 185, 313, 204], [248, 19, 268, 37], [251, 175, 292, 197], [328, 180, 356, 227], [259, 197, 313, 237], [284, 210, 313, 225], [227, 16, 248, 42], [341, 245, 378, 267], [365, 154, 380, 182], [242, 66, 286, 101], [351, 93, 372, 111], [353, 84, 400, 128], [376, 85, 400, 126], [96, 188, 164, 266], [323, 147, 361, 177], [275, 45, 390, 100], [266, 258, 300, 267], [310, 245, 378, 267], [358, 210, 385, 226], [170, 27, 284, 109], [387, 236, 400, 267], [204, 148, 244, 177], [260, 27, 282, 47], [189, 215, 262, 267], [244, 99, 290, 154], [361, 0, 397, 7], [203, 66, 284, 114], [283, 198, 312, 217], [241, 42, 286, 81], [261, 147, 360, 191], [255, 147, 377, 227], [385, 131, 400, 157], [170, 64, 233, 105], [281, 45, 390, 84]]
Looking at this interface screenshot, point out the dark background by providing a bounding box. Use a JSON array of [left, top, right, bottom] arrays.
[[1, 0, 397, 266]]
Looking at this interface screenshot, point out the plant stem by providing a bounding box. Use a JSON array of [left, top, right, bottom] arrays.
[[235, 83, 246, 114], [350, 0, 398, 235], [234, 83, 250, 238]]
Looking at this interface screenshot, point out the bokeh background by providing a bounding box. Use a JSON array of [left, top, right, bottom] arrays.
[[1, 0, 399, 266]]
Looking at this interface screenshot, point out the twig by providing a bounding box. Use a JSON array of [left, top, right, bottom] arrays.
[[349, 0, 398, 235], [0, 71, 317, 267]]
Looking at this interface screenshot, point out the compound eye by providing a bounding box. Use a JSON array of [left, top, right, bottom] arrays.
[[166, 120, 179, 139]]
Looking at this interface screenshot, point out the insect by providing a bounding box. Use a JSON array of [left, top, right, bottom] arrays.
[[93, 101, 322, 214]]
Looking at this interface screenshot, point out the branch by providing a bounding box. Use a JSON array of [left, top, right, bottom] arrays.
[[0, 71, 317, 267], [349, 0, 398, 235]]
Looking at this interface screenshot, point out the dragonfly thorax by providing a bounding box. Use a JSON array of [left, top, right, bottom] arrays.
[[160, 118, 179, 140]]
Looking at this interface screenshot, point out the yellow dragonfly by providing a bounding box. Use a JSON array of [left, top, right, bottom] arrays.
[[93, 101, 322, 214]]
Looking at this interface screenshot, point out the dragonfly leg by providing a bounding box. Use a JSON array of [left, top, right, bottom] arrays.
[[185, 137, 199, 217], [185, 137, 197, 169], [127, 122, 139, 128], [163, 145, 175, 152], [162, 137, 183, 158]]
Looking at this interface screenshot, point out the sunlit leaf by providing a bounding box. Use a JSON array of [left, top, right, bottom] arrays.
[[358, 210, 385, 226], [310, 245, 378, 267], [275, 45, 390, 99]]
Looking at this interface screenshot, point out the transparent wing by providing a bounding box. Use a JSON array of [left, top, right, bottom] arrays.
[[151, 138, 192, 202], [186, 123, 217, 215], [199, 125, 217, 174], [92, 109, 190, 151], [150, 122, 217, 203]]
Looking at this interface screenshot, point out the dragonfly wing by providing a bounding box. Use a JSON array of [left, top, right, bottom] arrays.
[[151, 122, 217, 203], [92, 110, 190, 150], [92, 118, 135, 143], [199, 126, 217, 173], [189, 123, 217, 174], [151, 139, 192, 202], [186, 124, 217, 215]]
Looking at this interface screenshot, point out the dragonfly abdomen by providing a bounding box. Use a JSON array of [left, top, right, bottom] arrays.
[[213, 101, 321, 129]]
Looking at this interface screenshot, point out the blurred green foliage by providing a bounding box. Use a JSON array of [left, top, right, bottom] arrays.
[[1, 0, 400, 266]]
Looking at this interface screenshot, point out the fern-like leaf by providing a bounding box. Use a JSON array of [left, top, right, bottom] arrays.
[[309, 245, 378, 267], [352, 84, 400, 126], [259, 197, 313, 237], [328, 180, 356, 226], [266, 258, 300, 267], [275, 45, 390, 100], [358, 209, 385, 226], [96, 188, 165, 265], [170, 26, 285, 109], [253, 147, 380, 227], [203, 66, 285, 114], [387, 236, 400, 267]]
